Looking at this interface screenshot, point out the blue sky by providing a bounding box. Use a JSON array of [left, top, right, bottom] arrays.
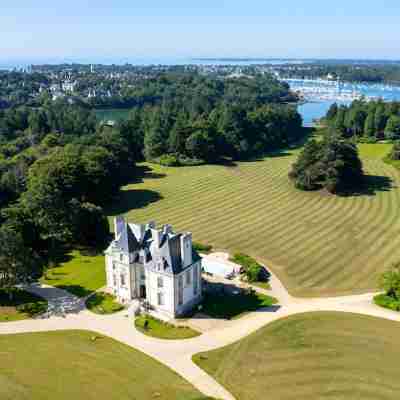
[[2, 1, 400, 63]]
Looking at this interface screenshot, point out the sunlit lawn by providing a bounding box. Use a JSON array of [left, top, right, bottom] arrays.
[[41, 250, 106, 297], [0, 330, 204, 400]]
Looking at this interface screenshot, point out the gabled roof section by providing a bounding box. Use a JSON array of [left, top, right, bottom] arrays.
[[157, 233, 182, 274], [115, 223, 140, 253]]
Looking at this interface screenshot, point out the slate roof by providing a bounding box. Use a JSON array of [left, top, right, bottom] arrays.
[[109, 218, 198, 275]]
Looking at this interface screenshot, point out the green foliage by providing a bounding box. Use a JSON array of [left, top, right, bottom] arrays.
[[193, 242, 213, 253], [135, 315, 200, 339], [326, 99, 400, 140], [158, 154, 181, 166], [390, 141, 400, 160], [0, 224, 42, 293], [0, 288, 48, 321], [15, 301, 48, 316], [374, 293, 400, 311], [385, 115, 400, 140], [289, 136, 364, 194], [71, 202, 110, 248], [379, 263, 400, 300], [232, 253, 267, 283], [85, 292, 124, 314]]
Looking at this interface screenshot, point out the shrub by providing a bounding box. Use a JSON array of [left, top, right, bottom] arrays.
[[358, 136, 377, 144], [232, 253, 269, 283], [374, 294, 400, 311], [193, 242, 212, 253], [158, 154, 180, 166], [16, 301, 48, 316], [247, 263, 263, 283]]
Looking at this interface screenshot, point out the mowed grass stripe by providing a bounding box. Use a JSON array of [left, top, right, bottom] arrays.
[[114, 144, 400, 296], [193, 312, 400, 400]]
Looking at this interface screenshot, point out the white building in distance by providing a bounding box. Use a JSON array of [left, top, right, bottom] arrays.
[[105, 217, 202, 319]]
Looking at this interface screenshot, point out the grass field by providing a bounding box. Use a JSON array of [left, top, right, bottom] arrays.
[[107, 142, 399, 297], [193, 312, 400, 400], [0, 330, 204, 400], [85, 292, 124, 314], [41, 250, 106, 297], [135, 315, 201, 339]]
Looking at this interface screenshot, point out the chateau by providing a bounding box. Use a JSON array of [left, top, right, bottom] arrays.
[[105, 217, 202, 319]]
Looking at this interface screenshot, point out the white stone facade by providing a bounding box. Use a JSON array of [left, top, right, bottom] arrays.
[[105, 217, 202, 319]]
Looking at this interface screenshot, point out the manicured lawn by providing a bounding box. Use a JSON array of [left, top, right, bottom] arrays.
[[135, 315, 201, 339], [85, 292, 124, 314], [193, 312, 400, 400], [358, 142, 392, 159], [249, 281, 271, 290], [0, 330, 205, 400], [0, 289, 48, 322], [201, 289, 277, 320], [41, 250, 106, 297], [108, 141, 400, 296]]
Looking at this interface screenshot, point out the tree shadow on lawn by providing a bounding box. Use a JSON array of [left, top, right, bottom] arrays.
[[338, 175, 394, 197], [55, 285, 94, 298], [198, 281, 279, 320], [130, 165, 167, 184], [107, 189, 163, 216]]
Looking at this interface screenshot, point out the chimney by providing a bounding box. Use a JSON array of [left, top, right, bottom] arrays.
[[146, 221, 156, 229], [151, 228, 161, 248], [114, 216, 125, 240], [180, 232, 193, 268], [163, 224, 173, 235]]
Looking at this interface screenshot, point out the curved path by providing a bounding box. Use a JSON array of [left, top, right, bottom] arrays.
[[2, 275, 400, 400]]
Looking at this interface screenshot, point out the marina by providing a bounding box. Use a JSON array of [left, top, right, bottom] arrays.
[[283, 78, 400, 126]]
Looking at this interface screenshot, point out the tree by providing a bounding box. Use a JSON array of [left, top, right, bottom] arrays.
[[326, 103, 338, 120], [374, 103, 387, 135], [71, 201, 110, 248], [363, 111, 376, 137], [384, 115, 400, 140], [288, 140, 323, 190], [0, 224, 41, 299], [390, 141, 400, 160], [144, 112, 166, 159], [289, 137, 363, 194], [379, 263, 400, 300]]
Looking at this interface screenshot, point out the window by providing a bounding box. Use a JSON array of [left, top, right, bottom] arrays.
[[120, 274, 126, 287], [113, 274, 117, 287], [157, 276, 163, 288], [112, 262, 116, 270], [186, 270, 191, 286], [157, 292, 164, 306], [178, 276, 183, 305], [193, 265, 198, 295], [120, 254, 123, 262]]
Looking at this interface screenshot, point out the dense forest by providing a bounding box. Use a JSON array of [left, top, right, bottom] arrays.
[[324, 100, 400, 141], [0, 72, 303, 289]]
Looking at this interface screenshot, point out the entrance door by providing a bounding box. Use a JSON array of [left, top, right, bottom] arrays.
[[140, 285, 146, 299]]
